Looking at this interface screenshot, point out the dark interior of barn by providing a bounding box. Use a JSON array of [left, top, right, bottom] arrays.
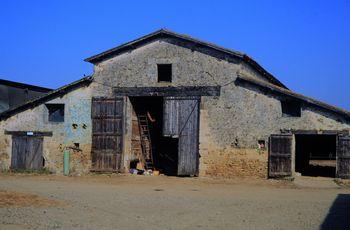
[[130, 97, 178, 175], [295, 134, 336, 177]]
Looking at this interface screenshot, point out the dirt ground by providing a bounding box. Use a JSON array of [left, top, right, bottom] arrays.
[[0, 174, 349, 230]]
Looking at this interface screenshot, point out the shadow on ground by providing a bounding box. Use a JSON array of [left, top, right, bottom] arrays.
[[302, 165, 335, 178], [321, 194, 350, 230]]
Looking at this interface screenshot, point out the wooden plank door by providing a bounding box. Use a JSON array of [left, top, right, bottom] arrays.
[[25, 137, 43, 170], [163, 97, 179, 137], [11, 136, 43, 170], [177, 97, 200, 176], [11, 136, 27, 169], [91, 97, 124, 172], [268, 134, 293, 178], [336, 135, 350, 179]]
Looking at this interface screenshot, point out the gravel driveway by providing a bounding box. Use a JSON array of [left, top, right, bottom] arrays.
[[0, 174, 349, 230]]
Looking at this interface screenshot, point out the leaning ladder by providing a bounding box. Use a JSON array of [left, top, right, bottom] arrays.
[[137, 115, 154, 170]]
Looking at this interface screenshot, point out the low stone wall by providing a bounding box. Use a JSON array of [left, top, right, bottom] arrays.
[[200, 148, 268, 179]]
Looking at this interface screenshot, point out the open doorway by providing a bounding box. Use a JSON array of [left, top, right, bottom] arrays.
[[295, 134, 336, 177], [129, 97, 179, 175]]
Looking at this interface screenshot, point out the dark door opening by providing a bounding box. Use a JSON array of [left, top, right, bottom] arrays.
[[130, 97, 179, 175], [295, 134, 336, 177]]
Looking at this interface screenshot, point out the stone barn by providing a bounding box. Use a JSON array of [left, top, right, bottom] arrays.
[[0, 29, 349, 178]]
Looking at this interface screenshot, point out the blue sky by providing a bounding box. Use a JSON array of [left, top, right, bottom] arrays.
[[1, 1, 349, 109]]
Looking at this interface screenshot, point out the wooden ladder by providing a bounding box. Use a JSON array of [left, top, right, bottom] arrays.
[[137, 115, 154, 170]]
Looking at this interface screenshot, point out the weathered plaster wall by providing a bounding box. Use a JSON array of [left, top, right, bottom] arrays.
[[0, 86, 92, 174], [93, 38, 350, 178]]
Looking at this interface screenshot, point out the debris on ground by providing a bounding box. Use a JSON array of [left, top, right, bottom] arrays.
[[0, 190, 65, 207], [129, 168, 161, 176]]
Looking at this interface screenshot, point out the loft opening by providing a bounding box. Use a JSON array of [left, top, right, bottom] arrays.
[[129, 96, 178, 175], [157, 64, 172, 82], [46, 104, 65, 122], [295, 134, 336, 177], [281, 100, 301, 117]]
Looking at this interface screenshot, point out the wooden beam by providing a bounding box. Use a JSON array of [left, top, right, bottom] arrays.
[[4, 130, 53, 137], [280, 129, 349, 135], [114, 86, 220, 97]]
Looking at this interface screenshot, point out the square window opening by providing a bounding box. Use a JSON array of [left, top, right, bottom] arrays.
[[258, 140, 266, 149], [281, 100, 301, 117], [157, 64, 172, 82], [46, 104, 65, 122]]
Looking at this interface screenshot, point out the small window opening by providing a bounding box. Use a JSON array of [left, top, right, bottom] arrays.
[[46, 104, 65, 122], [74, 143, 80, 148], [281, 100, 301, 117], [258, 140, 266, 149], [157, 64, 172, 82]]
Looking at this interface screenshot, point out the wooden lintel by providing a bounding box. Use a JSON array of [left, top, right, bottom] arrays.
[[114, 86, 220, 97], [4, 130, 53, 137], [280, 129, 349, 135]]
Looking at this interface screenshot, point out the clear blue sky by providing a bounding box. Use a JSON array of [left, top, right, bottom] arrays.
[[1, 1, 349, 109]]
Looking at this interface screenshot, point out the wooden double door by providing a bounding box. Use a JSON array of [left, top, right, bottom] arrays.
[[91, 96, 200, 176], [11, 136, 43, 170], [268, 134, 350, 179]]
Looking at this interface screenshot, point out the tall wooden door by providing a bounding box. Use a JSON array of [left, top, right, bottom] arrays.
[[336, 135, 350, 179], [91, 97, 124, 172], [11, 136, 43, 170], [163, 97, 179, 137], [177, 97, 200, 176], [268, 134, 293, 178]]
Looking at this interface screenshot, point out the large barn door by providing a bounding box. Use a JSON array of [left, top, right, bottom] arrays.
[[336, 135, 350, 179], [11, 136, 43, 170], [177, 97, 200, 176], [91, 97, 124, 172], [268, 134, 293, 178]]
